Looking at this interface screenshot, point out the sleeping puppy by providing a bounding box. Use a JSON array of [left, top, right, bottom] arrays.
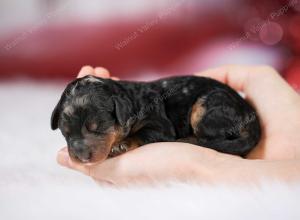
[[51, 75, 261, 163]]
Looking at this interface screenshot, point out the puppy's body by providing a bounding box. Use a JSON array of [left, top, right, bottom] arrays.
[[51, 75, 261, 163]]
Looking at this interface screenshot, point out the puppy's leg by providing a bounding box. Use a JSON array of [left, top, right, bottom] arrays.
[[190, 97, 207, 136], [109, 117, 176, 157], [109, 136, 143, 157], [190, 93, 259, 156], [173, 98, 206, 146]]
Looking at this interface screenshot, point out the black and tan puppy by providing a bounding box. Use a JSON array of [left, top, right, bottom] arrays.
[[51, 75, 261, 163]]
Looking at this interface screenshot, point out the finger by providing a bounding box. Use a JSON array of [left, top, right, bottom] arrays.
[[94, 67, 110, 78], [57, 147, 91, 176], [77, 65, 94, 78], [195, 65, 252, 92], [195, 65, 293, 96], [56, 148, 120, 184], [56, 147, 70, 167]]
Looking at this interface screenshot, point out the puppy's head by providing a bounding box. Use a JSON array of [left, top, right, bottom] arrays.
[[51, 75, 132, 163]]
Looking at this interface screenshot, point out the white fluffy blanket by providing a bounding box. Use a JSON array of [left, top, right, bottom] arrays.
[[0, 81, 299, 220]]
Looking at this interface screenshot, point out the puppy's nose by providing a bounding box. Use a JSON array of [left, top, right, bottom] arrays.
[[69, 140, 92, 162]]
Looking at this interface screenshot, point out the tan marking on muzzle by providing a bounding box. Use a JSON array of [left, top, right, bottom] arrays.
[[89, 126, 124, 162]]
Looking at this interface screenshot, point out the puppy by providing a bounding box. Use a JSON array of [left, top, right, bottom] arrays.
[[51, 75, 261, 163]]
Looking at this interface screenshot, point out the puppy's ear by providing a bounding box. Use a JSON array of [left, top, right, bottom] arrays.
[[51, 92, 68, 130], [112, 96, 133, 127], [51, 100, 63, 130], [51, 79, 80, 130]]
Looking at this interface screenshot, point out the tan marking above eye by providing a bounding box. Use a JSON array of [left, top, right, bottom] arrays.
[[86, 122, 98, 132], [63, 105, 74, 116]]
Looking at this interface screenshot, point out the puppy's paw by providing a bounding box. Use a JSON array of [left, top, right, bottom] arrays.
[[109, 142, 129, 157]]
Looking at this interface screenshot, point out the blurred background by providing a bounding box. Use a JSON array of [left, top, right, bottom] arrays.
[[1, 1, 300, 218], [0, 0, 300, 85]]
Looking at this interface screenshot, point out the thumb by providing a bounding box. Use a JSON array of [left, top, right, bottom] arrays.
[[56, 147, 123, 185], [57, 147, 91, 176]]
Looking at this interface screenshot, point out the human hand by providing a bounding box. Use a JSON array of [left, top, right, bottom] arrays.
[[56, 65, 300, 186], [57, 142, 241, 186], [58, 66, 238, 185]]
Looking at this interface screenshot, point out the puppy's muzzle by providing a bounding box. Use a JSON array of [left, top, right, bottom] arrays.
[[69, 139, 92, 163]]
